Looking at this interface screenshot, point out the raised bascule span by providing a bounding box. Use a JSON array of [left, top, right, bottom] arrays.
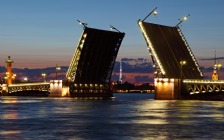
[[66, 27, 125, 98], [138, 20, 203, 79], [138, 20, 224, 100]]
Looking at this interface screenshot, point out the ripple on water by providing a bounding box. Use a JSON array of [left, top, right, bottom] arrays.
[[1, 95, 224, 140]]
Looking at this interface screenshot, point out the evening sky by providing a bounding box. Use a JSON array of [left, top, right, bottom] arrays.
[[0, 0, 224, 68]]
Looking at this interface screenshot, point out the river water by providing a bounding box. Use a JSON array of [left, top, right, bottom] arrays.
[[1, 93, 224, 140]]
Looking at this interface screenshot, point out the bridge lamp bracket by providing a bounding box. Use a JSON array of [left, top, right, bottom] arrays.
[[77, 20, 88, 29], [175, 14, 190, 27], [109, 25, 121, 33], [142, 7, 158, 22]]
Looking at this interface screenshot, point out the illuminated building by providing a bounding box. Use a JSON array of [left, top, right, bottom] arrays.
[[212, 65, 218, 81]]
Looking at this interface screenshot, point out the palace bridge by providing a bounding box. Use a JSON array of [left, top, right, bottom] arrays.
[[1, 9, 224, 100]]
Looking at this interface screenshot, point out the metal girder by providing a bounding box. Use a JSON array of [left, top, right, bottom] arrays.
[[138, 20, 163, 77], [8, 82, 50, 93], [66, 30, 86, 81]]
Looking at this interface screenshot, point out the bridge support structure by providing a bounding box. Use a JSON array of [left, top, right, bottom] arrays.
[[154, 78, 181, 100], [1, 80, 69, 97], [183, 79, 224, 94], [50, 80, 69, 97], [182, 79, 224, 100], [1, 84, 8, 95]]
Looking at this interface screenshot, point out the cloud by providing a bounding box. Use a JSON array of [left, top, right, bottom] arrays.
[[121, 58, 148, 62], [134, 75, 153, 83], [1, 58, 155, 83], [113, 61, 153, 73], [199, 57, 224, 61]]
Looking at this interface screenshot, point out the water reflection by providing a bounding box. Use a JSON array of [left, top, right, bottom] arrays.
[[1, 94, 224, 139], [0, 130, 21, 136]]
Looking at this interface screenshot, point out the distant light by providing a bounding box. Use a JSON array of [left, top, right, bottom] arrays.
[[56, 66, 61, 70]]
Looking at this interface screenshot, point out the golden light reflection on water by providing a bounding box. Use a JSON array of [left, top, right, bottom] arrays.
[[0, 130, 21, 135], [2, 111, 19, 120], [133, 119, 169, 124], [129, 100, 172, 125], [1, 99, 42, 104], [133, 100, 224, 127]]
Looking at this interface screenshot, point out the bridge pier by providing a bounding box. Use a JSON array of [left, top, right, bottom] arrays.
[[50, 80, 69, 97], [154, 78, 180, 100]]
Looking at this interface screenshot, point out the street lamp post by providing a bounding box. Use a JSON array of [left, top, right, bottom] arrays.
[[24, 77, 28, 82], [42, 73, 46, 82], [12, 74, 16, 84], [175, 14, 190, 27], [180, 61, 186, 78], [179, 60, 187, 99], [216, 62, 222, 80], [142, 7, 158, 22], [56, 65, 61, 80]]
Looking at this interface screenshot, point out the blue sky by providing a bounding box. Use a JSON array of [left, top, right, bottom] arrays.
[[0, 0, 224, 68]]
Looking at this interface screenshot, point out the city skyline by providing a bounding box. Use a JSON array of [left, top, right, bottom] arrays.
[[0, 0, 224, 68]]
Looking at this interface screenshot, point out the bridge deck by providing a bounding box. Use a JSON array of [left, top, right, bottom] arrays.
[[138, 21, 203, 79], [67, 27, 125, 84], [66, 27, 125, 96]]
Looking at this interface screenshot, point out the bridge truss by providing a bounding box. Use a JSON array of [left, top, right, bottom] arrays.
[[7, 82, 50, 96], [183, 79, 224, 94]]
